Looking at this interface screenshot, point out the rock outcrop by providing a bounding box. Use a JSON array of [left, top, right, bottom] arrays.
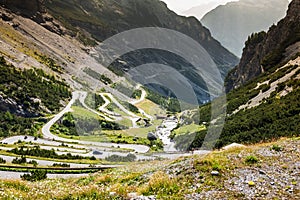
[[0, 94, 40, 117], [0, 0, 64, 35]]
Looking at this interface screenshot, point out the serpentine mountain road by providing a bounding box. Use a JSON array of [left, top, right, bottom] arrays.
[[41, 91, 150, 153]]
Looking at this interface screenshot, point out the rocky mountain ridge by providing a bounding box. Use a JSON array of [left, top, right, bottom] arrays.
[[201, 0, 289, 57], [226, 0, 300, 91]]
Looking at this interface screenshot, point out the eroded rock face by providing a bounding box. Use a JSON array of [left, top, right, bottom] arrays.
[[226, 0, 300, 92], [0, 0, 65, 35], [0, 95, 40, 117]]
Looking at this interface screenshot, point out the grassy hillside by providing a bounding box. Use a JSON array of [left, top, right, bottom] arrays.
[[172, 58, 300, 150]]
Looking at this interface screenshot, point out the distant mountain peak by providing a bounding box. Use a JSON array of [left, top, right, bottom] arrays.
[[201, 0, 289, 57]]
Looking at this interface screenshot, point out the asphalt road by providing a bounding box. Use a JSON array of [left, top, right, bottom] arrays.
[[41, 91, 150, 153]]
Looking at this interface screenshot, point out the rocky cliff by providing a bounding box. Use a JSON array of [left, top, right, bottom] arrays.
[[226, 0, 300, 92], [0, 0, 65, 34]]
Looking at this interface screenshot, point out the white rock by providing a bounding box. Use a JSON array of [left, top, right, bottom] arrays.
[[109, 192, 117, 196], [211, 171, 220, 176], [128, 192, 138, 198], [222, 143, 246, 150]]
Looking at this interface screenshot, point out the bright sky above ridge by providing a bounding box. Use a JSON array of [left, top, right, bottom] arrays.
[[160, 0, 236, 14]]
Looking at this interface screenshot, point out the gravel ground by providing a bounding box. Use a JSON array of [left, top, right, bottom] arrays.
[[164, 138, 300, 199]]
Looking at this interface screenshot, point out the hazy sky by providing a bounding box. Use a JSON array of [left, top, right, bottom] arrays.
[[161, 0, 292, 18], [161, 0, 293, 14], [160, 0, 236, 14]]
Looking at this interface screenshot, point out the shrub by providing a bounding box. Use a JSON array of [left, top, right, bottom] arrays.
[[100, 74, 112, 85], [52, 163, 70, 168], [28, 160, 38, 167], [0, 56, 6, 64], [212, 163, 223, 171], [245, 155, 259, 164], [12, 156, 27, 165], [9, 146, 95, 160], [131, 89, 142, 99], [128, 103, 139, 114], [0, 157, 6, 164], [83, 68, 112, 85], [105, 153, 136, 162], [21, 170, 47, 182], [271, 145, 283, 152]]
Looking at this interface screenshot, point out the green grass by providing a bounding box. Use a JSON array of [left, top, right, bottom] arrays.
[[245, 155, 259, 164], [110, 119, 162, 138], [117, 118, 133, 128], [107, 103, 129, 117], [86, 118, 162, 139], [172, 124, 206, 136], [71, 106, 100, 120], [138, 171, 180, 197], [136, 99, 166, 117], [76, 133, 152, 147]]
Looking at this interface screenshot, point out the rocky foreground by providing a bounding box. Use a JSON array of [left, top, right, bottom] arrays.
[[0, 137, 299, 199]]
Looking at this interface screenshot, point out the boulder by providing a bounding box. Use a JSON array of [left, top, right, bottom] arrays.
[[147, 132, 157, 141]]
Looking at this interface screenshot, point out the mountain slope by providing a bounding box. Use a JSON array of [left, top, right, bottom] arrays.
[[0, 0, 237, 139], [0, 0, 239, 104], [172, 0, 300, 150], [183, 0, 230, 19], [226, 0, 300, 91], [201, 0, 289, 57], [44, 0, 238, 67], [0, 3, 119, 137], [42, 0, 239, 103]]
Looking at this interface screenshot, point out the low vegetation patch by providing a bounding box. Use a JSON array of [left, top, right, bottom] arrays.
[[245, 155, 259, 164], [138, 171, 180, 197], [105, 153, 137, 162], [52, 163, 70, 168], [9, 146, 96, 161], [0, 156, 6, 164], [21, 170, 47, 182], [270, 144, 283, 152]]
